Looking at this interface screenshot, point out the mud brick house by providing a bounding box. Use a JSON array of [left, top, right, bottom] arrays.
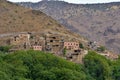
[[30, 37, 45, 51], [99, 51, 110, 57], [10, 33, 31, 50], [66, 50, 88, 64], [64, 42, 79, 50], [98, 51, 119, 60], [45, 34, 64, 54]]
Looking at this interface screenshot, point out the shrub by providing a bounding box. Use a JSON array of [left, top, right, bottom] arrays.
[[96, 46, 106, 52], [0, 46, 11, 53], [79, 43, 84, 49], [63, 48, 66, 55]]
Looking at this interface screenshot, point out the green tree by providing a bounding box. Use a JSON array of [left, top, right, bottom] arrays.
[[0, 71, 9, 80], [111, 59, 120, 80], [96, 46, 106, 52], [63, 48, 67, 55], [0, 50, 90, 80], [0, 46, 11, 53], [79, 43, 84, 49], [84, 51, 112, 80]]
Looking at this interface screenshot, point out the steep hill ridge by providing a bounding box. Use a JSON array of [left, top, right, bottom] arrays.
[[18, 1, 120, 53]]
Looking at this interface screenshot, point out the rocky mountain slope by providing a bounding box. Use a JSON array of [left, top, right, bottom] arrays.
[[18, 1, 120, 54], [0, 0, 86, 43]]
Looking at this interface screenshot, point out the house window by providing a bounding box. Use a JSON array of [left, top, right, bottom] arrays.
[[52, 37, 56, 39], [35, 42, 37, 45], [74, 43, 75, 45], [50, 40, 53, 42], [76, 44, 79, 46]]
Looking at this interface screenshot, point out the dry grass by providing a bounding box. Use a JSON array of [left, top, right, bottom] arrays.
[[0, 0, 87, 45]]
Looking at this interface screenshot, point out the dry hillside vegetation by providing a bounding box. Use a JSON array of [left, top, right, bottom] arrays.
[[0, 0, 87, 45]]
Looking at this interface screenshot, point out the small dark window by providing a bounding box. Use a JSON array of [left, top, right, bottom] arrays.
[[50, 40, 53, 42], [52, 37, 56, 39], [14, 37, 17, 41], [74, 50, 77, 52], [76, 44, 79, 46], [35, 42, 37, 45]]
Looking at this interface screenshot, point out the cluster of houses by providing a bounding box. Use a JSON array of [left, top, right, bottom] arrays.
[[8, 32, 118, 62], [9, 33, 81, 52], [9, 32, 84, 56]]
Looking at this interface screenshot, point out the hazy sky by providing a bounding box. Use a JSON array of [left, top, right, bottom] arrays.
[[8, 0, 120, 4]]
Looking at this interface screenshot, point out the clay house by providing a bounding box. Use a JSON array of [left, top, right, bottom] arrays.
[[98, 51, 119, 60], [64, 41, 82, 60], [10, 33, 31, 50], [64, 42, 79, 50], [45, 34, 64, 54], [30, 38, 45, 51], [10, 33, 30, 45], [66, 50, 88, 64], [103, 51, 119, 60], [99, 52, 110, 57], [109, 53, 119, 60]]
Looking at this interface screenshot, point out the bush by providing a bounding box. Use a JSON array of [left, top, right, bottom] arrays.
[[84, 51, 112, 80], [79, 43, 84, 49], [63, 48, 66, 55], [0, 50, 89, 80], [0, 46, 11, 53], [96, 46, 106, 52]]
